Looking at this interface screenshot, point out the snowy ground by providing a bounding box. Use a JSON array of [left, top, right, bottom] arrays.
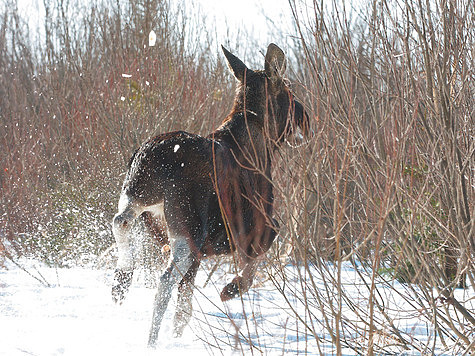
[[1, 259, 473, 355]]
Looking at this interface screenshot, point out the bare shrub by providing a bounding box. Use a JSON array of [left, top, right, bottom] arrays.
[[1, 0, 473, 353], [262, 0, 474, 353], [0, 0, 233, 265]]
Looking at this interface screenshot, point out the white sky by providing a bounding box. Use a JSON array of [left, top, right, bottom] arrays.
[[188, 0, 304, 64], [193, 0, 296, 42], [14, 0, 301, 54]]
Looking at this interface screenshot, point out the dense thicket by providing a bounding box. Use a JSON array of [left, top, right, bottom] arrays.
[[271, 0, 474, 352], [0, 0, 232, 264], [0, 0, 473, 353]]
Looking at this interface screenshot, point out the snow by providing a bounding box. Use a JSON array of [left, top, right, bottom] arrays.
[[148, 31, 157, 47], [0, 260, 472, 355], [174, 144, 180, 153]]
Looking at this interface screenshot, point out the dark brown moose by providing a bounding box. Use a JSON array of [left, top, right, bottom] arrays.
[[111, 43, 310, 347]]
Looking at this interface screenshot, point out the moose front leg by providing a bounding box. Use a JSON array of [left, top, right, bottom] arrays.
[[220, 259, 260, 301], [220, 223, 277, 301]]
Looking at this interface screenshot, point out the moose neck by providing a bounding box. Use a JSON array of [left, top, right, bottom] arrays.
[[230, 80, 267, 118], [214, 111, 263, 147], [211, 91, 272, 171]]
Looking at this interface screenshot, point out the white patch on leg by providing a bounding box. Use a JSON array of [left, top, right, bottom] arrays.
[[113, 193, 142, 270], [147, 202, 164, 220], [148, 236, 192, 346], [113, 215, 134, 270], [173, 282, 194, 337], [118, 193, 130, 214], [114, 194, 166, 271], [165, 237, 192, 282]]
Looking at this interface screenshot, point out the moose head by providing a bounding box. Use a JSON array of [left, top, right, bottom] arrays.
[[221, 43, 310, 148]]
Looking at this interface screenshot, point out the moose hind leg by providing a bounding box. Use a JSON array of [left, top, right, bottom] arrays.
[[111, 199, 140, 303], [148, 237, 193, 347], [173, 258, 200, 338]]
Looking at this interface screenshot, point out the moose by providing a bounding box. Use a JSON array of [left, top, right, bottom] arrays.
[[111, 43, 310, 346]]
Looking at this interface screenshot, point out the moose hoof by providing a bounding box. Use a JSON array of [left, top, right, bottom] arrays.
[[220, 277, 243, 301], [112, 269, 133, 304]]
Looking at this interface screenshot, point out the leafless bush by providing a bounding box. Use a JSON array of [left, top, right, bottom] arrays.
[[0, 0, 233, 264], [263, 0, 474, 353], [1, 0, 473, 353]]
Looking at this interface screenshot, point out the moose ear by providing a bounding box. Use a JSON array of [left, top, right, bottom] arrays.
[[222, 45, 248, 82], [265, 43, 286, 81]]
